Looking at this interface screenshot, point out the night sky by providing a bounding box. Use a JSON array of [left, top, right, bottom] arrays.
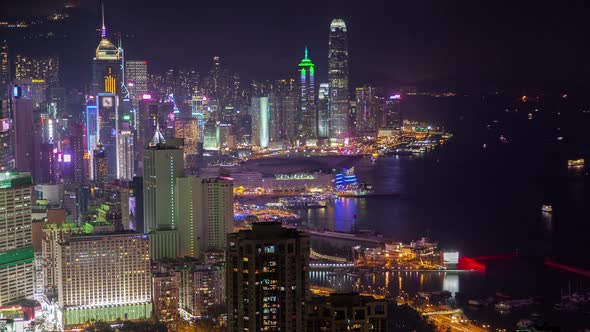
[[2, 0, 589, 91]]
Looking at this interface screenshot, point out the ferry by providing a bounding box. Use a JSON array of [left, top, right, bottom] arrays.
[[279, 197, 327, 209], [541, 205, 553, 213], [568, 159, 584, 168]]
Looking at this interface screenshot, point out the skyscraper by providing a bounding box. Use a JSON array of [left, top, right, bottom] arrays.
[[177, 176, 234, 257], [250, 96, 269, 147], [143, 129, 184, 232], [117, 128, 134, 180], [226, 222, 310, 331], [0, 171, 34, 305], [97, 93, 118, 180], [91, 7, 121, 96], [298, 47, 316, 139], [12, 95, 34, 172], [328, 19, 350, 140], [93, 142, 108, 191], [56, 232, 152, 329], [317, 83, 330, 138], [355, 86, 379, 136], [125, 60, 148, 110]]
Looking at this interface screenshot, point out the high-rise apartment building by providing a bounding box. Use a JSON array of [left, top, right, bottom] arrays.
[[176, 176, 234, 257], [306, 293, 388, 331], [14, 54, 60, 86], [12, 96, 34, 172], [328, 19, 350, 140], [226, 222, 310, 331], [179, 262, 225, 319], [0, 171, 34, 305], [0, 40, 9, 85], [298, 47, 316, 139], [56, 232, 152, 329], [93, 142, 108, 189], [152, 272, 179, 321]]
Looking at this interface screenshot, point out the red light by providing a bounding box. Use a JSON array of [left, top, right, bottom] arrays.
[[143, 61, 148, 65]]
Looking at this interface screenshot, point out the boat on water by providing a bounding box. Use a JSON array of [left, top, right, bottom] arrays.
[[541, 204, 553, 213], [495, 302, 511, 311], [279, 197, 327, 209]]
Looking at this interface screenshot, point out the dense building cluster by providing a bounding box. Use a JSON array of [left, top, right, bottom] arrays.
[[0, 9, 391, 332]]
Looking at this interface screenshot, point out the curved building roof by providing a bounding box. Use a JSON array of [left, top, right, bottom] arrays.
[[330, 19, 347, 31]]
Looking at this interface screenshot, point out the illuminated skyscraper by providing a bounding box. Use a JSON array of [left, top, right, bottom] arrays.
[[317, 83, 330, 138], [12, 90, 34, 172], [227, 223, 310, 331], [14, 55, 60, 86], [355, 86, 378, 136], [250, 96, 269, 147], [97, 93, 118, 180], [298, 47, 316, 139], [0, 171, 34, 305], [125, 60, 148, 110], [91, 7, 121, 96], [143, 129, 184, 232], [117, 129, 134, 180], [93, 142, 108, 190], [328, 19, 350, 140]]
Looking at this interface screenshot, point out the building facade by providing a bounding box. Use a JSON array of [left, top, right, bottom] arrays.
[[298, 48, 316, 140], [0, 172, 34, 305], [226, 222, 310, 331], [56, 232, 152, 329], [328, 19, 350, 140]]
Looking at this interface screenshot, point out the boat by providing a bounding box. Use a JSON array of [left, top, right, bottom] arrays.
[[541, 205, 553, 213], [568, 159, 584, 168]]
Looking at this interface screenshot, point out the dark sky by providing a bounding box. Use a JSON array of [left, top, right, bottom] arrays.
[[2, 0, 589, 92]]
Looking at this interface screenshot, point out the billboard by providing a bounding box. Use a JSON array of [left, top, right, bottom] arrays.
[[443, 252, 459, 266]]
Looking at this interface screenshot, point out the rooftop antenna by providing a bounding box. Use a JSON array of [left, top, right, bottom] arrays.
[[101, 2, 106, 37]]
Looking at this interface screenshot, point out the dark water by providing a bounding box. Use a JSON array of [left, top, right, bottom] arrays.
[[303, 94, 590, 329]]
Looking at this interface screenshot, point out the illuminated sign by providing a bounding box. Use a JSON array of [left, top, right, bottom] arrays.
[[31, 79, 45, 83], [13, 87, 19, 97], [101, 96, 113, 108], [0, 119, 9, 131], [389, 94, 401, 100], [142, 94, 152, 100], [57, 153, 63, 162], [63, 154, 72, 163], [443, 252, 459, 265], [83, 151, 90, 160]]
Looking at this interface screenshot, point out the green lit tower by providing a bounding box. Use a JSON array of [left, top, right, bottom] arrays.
[[298, 47, 316, 139]]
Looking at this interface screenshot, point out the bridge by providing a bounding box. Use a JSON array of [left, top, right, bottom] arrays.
[[307, 230, 385, 244], [310, 248, 351, 263], [422, 309, 463, 316]]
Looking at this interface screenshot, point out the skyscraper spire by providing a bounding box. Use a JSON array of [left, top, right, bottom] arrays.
[[101, 2, 106, 37], [304, 46, 308, 60]]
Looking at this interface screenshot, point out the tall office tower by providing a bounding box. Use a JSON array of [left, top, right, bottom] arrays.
[[179, 262, 225, 319], [56, 232, 152, 330], [143, 129, 184, 232], [93, 142, 108, 190], [204, 56, 230, 110], [70, 123, 85, 185], [226, 222, 310, 332], [14, 55, 60, 86], [176, 176, 234, 257], [202, 119, 220, 151], [0, 172, 34, 305], [250, 96, 269, 147], [298, 47, 316, 139], [317, 83, 330, 138], [12, 92, 34, 172], [0, 40, 9, 85], [268, 92, 285, 142], [355, 86, 378, 136], [91, 8, 121, 96], [117, 129, 134, 180], [97, 93, 118, 180], [377, 95, 403, 137], [125, 60, 148, 109], [328, 19, 350, 140], [191, 94, 209, 132]]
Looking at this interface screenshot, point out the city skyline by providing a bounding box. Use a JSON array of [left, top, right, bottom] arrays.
[[2, 0, 588, 92]]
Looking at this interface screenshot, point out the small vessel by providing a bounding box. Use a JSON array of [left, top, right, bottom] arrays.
[[541, 205, 553, 213]]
